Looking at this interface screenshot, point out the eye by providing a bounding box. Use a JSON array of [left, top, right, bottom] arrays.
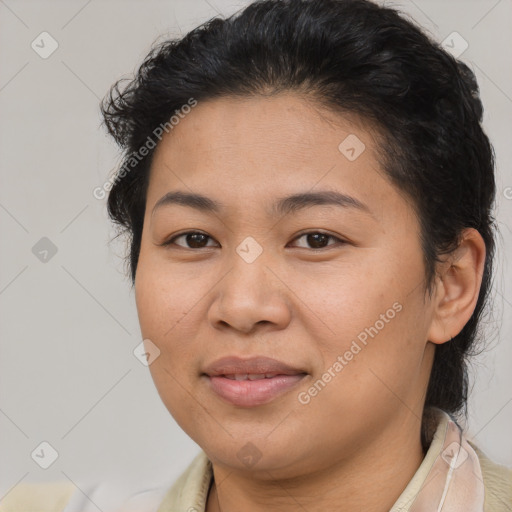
[[289, 231, 347, 250], [160, 230, 347, 250], [161, 231, 218, 249]]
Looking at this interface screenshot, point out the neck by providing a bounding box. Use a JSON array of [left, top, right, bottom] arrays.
[[206, 413, 426, 512]]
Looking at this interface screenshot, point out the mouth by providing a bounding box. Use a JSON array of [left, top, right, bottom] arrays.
[[202, 356, 308, 407], [221, 373, 288, 380]]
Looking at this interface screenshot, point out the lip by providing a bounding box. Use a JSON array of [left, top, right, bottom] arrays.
[[202, 356, 308, 407], [203, 356, 307, 376]]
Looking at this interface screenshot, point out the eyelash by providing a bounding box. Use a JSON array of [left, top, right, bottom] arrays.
[[160, 230, 347, 251]]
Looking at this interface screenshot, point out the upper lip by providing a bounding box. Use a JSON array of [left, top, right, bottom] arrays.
[[203, 356, 307, 376]]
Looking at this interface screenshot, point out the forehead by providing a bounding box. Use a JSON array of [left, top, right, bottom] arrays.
[[152, 93, 376, 162], [145, 94, 401, 222]]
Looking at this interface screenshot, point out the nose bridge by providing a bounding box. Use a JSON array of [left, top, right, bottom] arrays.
[[235, 235, 266, 267], [226, 234, 271, 298], [209, 235, 290, 333]]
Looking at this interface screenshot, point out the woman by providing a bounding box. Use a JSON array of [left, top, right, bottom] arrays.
[[3, 0, 510, 510]]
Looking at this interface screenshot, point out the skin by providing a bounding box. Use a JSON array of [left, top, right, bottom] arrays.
[[134, 93, 486, 512]]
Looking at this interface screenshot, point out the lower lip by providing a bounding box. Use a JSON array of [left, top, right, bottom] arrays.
[[206, 374, 306, 407]]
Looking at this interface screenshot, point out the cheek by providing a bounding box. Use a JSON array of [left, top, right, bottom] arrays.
[[298, 258, 395, 337], [135, 268, 204, 428], [135, 252, 194, 339], [134, 256, 213, 389], [308, 248, 427, 371]]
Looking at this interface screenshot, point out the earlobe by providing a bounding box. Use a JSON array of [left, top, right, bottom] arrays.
[[426, 228, 486, 345]]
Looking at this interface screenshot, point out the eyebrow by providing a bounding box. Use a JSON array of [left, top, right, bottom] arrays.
[[151, 190, 372, 218]]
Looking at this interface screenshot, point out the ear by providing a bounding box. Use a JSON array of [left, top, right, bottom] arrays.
[[427, 228, 487, 345]]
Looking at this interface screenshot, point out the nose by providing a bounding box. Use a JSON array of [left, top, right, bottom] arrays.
[[207, 249, 292, 335]]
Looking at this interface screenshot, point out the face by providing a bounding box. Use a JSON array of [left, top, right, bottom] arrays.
[[135, 93, 437, 479]]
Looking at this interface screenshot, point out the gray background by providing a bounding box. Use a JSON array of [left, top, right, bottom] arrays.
[[1, 0, 511, 502]]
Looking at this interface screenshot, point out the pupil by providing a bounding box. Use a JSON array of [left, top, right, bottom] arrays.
[[188, 233, 207, 248], [308, 233, 328, 248]]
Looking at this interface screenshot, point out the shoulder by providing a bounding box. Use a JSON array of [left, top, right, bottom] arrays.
[[0, 479, 168, 512], [155, 451, 213, 512], [0, 481, 75, 511], [469, 441, 512, 512]]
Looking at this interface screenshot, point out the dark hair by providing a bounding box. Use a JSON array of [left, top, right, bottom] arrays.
[[100, 0, 497, 422]]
